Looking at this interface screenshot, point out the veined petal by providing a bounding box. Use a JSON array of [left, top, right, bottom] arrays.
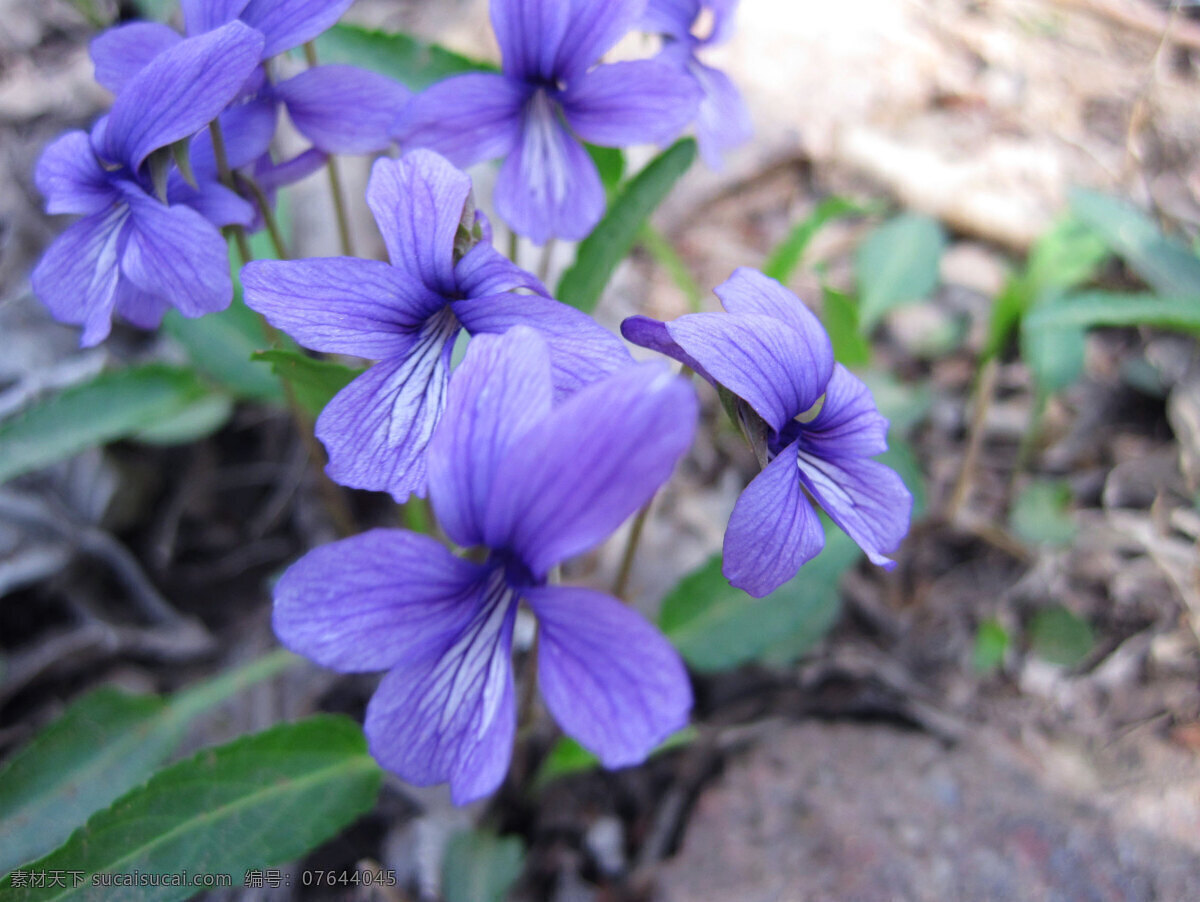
[[667, 311, 829, 431], [689, 58, 752, 170], [484, 362, 697, 577], [723, 439, 824, 597], [454, 242, 548, 299], [180, 0, 248, 36], [490, 0, 570, 81], [494, 94, 604, 244], [31, 207, 127, 347], [366, 151, 470, 293], [800, 364, 889, 458], [713, 269, 830, 373], [554, 0, 646, 82], [240, 0, 356, 57], [315, 312, 458, 502], [527, 584, 691, 767], [393, 73, 525, 168], [453, 293, 632, 399], [120, 191, 232, 319], [273, 528, 487, 673], [427, 328, 554, 548], [113, 278, 171, 330], [561, 60, 701, 148], [796, 451, 912, 569], [242, 257, 443, 358], [620, 315, 714, 382], [35, 131, 117, 216], [168, 177, 255, 228], [104, 21, 264, 169], [188, 95, 278, 180], [252, 147, 327, 191], [365, 568, 518, 805], [276, 65, 409, 155], [90, 22, 182, 94]]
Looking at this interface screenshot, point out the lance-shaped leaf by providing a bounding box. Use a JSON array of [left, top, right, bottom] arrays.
[[315, 23, 495, 91], [557, 138, 696, 314], [0, 715, 381, 902], [251, 350, 365, 417], [854, 213, 946, 330], [441, 831, 525, 902]]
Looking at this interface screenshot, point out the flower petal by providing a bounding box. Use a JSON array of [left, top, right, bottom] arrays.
[[427, 328, 554, 548], [180, 0, 248, 36], [490, 0, 570, 81], [366, 151, 470, 293], [796, 451, 912, 569], [393, 73, 525, 168], [35, 131, 117, 216], [454, 241, 549, 299], [276, 65, 409, 155], [620, 315, 714, 382], [484, 362, 697, 577], [114, 278, 171, 330], [31, 208, 127, 347], [90, 22, 182, 94], [642, 0, 699, 39], [315, 312, 458, 501], [526, 584, 692, 767], [242, 257, 442, 358], [168, 178, 255, 228], [494, 97, 604, 244], [562, 60, 701, 148], [240, 0, 356, 57], [104, 21, 265, 169], [723, 439, 824, 597], [365, 569, 518, 804], [188, 94, 278, 179], [689, 58, 752, 170], [553, 0, 645, 82], [800, 364, 889, 458], [713, 269, 830, 369], [453, 293, 632, 399], [273, 528, 487, 673], [120, 191, 232, 319], [667, 311, 828, 431]]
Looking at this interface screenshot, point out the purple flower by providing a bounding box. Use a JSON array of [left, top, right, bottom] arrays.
[[273, 326, 697, 803], [32, 22, 264, 345], [622, 268, 912, 597], [394, 0, 702, 244], [242, 150, 632, 502], [642, 0, 751, 169]]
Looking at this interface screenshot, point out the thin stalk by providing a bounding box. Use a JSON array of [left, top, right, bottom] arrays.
[[947, 356, 998, 521], [241, 176, 289, 259], [303, 41, 355, 257], [508, 229, 520, 269], [536, 238, 556, 285], [639, 223, 703, 312], [208, 120, 252, 265], [613, 501, 652, 601]]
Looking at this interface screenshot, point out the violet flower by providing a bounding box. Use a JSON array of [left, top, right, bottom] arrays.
[[32, 22, 264, 346], [242, 150, 631, 502], [273, 327, 697, 803], [642, 0, 751, 169], [622, 268, 912, 597], [394, 0, 702, 244]]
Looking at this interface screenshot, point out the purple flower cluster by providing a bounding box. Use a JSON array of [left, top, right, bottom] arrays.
[[27, 0, 910, 801]]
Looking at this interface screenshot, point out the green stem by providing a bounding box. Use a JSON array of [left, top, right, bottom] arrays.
[[208, 120, 252, 265], [536, 238, 557, 285], [303, 41, 355, 257], [613, 501, 652, 601], [638, 223, 703, 312], [241, 176, 289, 260]]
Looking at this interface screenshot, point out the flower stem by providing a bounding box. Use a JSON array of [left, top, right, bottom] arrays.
[[613, 500, 652, 601], [208, 120, 253, 265], [241, 176, 289, 260], [508, 229, 520, 269], [303, 41, 355, 257], [536, 238, 556, 285]]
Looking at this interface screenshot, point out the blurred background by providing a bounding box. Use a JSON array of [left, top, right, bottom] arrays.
[[2, 0, 1200, 898]]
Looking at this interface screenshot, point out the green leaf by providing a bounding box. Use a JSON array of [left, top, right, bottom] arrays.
[[854, 213, 946, 330], [1029, 605, 1094, 667], [972, 619, 1010, 673], [1020, 293, 1087, 395], [854, 213, 945, 328], [857, 370, 932, 436], [1069, 188, 1200, 297], [164, 303, 283, 402], [533, 728, 697, 789], [557, 139, 696, 314], [0, 715, 380, 902], [1010, 478, 1077, 546], [821, 285, 870, 367], [587, 144, 626, 195], [1025, 215, 1111, 295], [0, 365, 208, 485], [659, 525, 858, 672], [132, 393, 234, 445], [0, 651, 298, 877], [1022, 292, 1200, 334], [763, 196, 867, 284], [131, 0, 175, 20], [251, 350, 365, 417], [315, 23, 495, 90], [877, 436, 927, 520], [639, 223, 703, 312], [441, 830, 525, 902]]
